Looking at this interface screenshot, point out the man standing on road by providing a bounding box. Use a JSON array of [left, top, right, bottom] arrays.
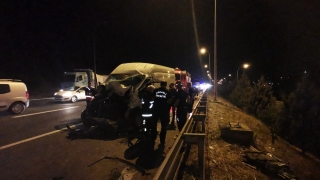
[[168, 82, 177, 128], [174, 81, 190, 131], [151, 81, 172, 147], [186, 82, 196, 113], [139, 84, 155, 134], [85, 82, 96, 106]]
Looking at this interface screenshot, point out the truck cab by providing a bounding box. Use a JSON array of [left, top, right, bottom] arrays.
[[61, 69, 108, 89], [61, 72, 89, 89]]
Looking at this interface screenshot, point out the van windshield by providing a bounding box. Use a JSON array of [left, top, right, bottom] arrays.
[[106, 74, 145, 87], [105, 74, 133, 82], [61, 86, 80, 91], [63, 75, 75, 82]]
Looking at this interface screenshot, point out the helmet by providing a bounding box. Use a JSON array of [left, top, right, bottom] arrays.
[[175, 81, 183, 88], [146, 85, 155, 92]]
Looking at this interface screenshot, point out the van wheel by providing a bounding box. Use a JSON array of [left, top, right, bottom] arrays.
[[71, 96, 77, 103], [10, 102, 26, 114]]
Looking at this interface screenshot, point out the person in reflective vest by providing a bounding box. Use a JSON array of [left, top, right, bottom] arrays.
[[151, 81, 172, 147], [139, 85, 155, 133], [174, 81, 190, 131]]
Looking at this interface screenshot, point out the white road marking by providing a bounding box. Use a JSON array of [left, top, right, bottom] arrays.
[[30, 97, 54, 101], [12, 106, 79, 118], [0, 125, 78, 151]]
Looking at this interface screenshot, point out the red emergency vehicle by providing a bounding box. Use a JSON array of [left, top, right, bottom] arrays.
[[174, 67, 192, 87]]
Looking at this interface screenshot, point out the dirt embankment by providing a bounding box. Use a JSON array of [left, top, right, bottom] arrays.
[[183, 89, 320, 180]]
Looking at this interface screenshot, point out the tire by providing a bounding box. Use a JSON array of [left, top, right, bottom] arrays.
[[71, 96, 77, 103], [10, 102, 26, 114]]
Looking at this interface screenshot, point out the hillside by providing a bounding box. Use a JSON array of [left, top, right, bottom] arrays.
[[182, 89, 320, 179]]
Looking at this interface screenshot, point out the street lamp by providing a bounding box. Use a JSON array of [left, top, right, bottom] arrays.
[[200, 48, 211, 78], [93, 21, 107, 88], [237, 63, 250, 79], [204, 64, 208, 68], [213, 0, 217, 101]]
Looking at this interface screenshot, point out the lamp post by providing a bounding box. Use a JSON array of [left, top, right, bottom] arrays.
[[237, 63, 250, 79], [200, 48, 211, 80], [93, 21, 107, 88], [213, 0, 217, 101]]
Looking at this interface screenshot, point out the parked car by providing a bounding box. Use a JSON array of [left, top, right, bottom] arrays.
[[0, 79, 30, 114], [54, 86, 87, 103]]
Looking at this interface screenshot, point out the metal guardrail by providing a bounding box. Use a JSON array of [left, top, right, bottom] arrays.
[[153, 91, 208, 180]]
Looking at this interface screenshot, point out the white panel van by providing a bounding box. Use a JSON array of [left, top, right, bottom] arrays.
[[0, 79, 30, 114]]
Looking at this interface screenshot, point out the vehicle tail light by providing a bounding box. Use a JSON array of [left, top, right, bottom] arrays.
[[86, 96, 94, 101], [26, 91, 29, 99]]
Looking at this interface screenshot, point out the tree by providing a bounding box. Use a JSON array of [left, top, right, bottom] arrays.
[[229, 75, 252, 109], [251, 76, 279, 124], [279, 73, 320, 154]]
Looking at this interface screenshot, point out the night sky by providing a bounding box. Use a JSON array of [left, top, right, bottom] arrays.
[[1, 0, 320, 87]]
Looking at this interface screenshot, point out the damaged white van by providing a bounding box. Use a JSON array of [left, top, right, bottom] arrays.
[[76, 63, 175, 137], [105, 62, 176, 90]]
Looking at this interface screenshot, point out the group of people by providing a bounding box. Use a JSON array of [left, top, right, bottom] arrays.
[[84, 80, 197, 149], [140, 80, 196, 149]]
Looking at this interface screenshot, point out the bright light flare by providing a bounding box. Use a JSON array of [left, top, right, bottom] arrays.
[[200, 48, 206, 54]]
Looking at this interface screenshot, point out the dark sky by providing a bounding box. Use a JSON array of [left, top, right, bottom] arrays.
[[1, 0, 320, 86]]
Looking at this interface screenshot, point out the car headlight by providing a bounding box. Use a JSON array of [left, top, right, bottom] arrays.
[[54, 92, 57, 95]]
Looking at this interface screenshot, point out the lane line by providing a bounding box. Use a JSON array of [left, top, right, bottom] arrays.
[[12, 106, 79, 118], [0, 125, 78, 151]]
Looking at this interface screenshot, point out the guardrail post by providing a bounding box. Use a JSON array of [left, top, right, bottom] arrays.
[[183, 133, 206, 178], [193, 114, 206, 133]]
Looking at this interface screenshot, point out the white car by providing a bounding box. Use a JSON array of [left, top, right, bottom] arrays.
[[54, 86, 88, 103], [0, 79, 30, 114]]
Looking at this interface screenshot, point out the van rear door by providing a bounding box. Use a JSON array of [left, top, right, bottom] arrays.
[[0, 84, 10, 110]]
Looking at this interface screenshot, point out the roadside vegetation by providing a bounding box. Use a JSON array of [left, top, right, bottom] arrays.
[[218, 72, 320, 157], [182, 73, 320, 179]]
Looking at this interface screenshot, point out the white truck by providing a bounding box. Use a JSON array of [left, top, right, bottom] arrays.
[[60, 69, 108, 89]]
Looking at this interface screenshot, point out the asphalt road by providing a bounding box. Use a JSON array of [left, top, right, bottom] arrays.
[[0, 98, 182, 179]]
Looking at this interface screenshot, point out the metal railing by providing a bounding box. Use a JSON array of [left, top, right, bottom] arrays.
[[153, 91, 208, 180]]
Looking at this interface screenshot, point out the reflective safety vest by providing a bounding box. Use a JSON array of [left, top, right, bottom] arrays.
[[85, 87, 94, 101], [141, 98, 154, 118]]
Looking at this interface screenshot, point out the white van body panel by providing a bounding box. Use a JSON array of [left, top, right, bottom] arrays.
[[107, 62, 175, 89], [0, 80, 29, 113]]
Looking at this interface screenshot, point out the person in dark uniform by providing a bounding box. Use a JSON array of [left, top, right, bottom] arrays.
[[168, 82, 177, 128], [186, 82, 196, 113], [151, 81, 172, 146], [85, 82, 96, 106], [174, 81, 190, 131]]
